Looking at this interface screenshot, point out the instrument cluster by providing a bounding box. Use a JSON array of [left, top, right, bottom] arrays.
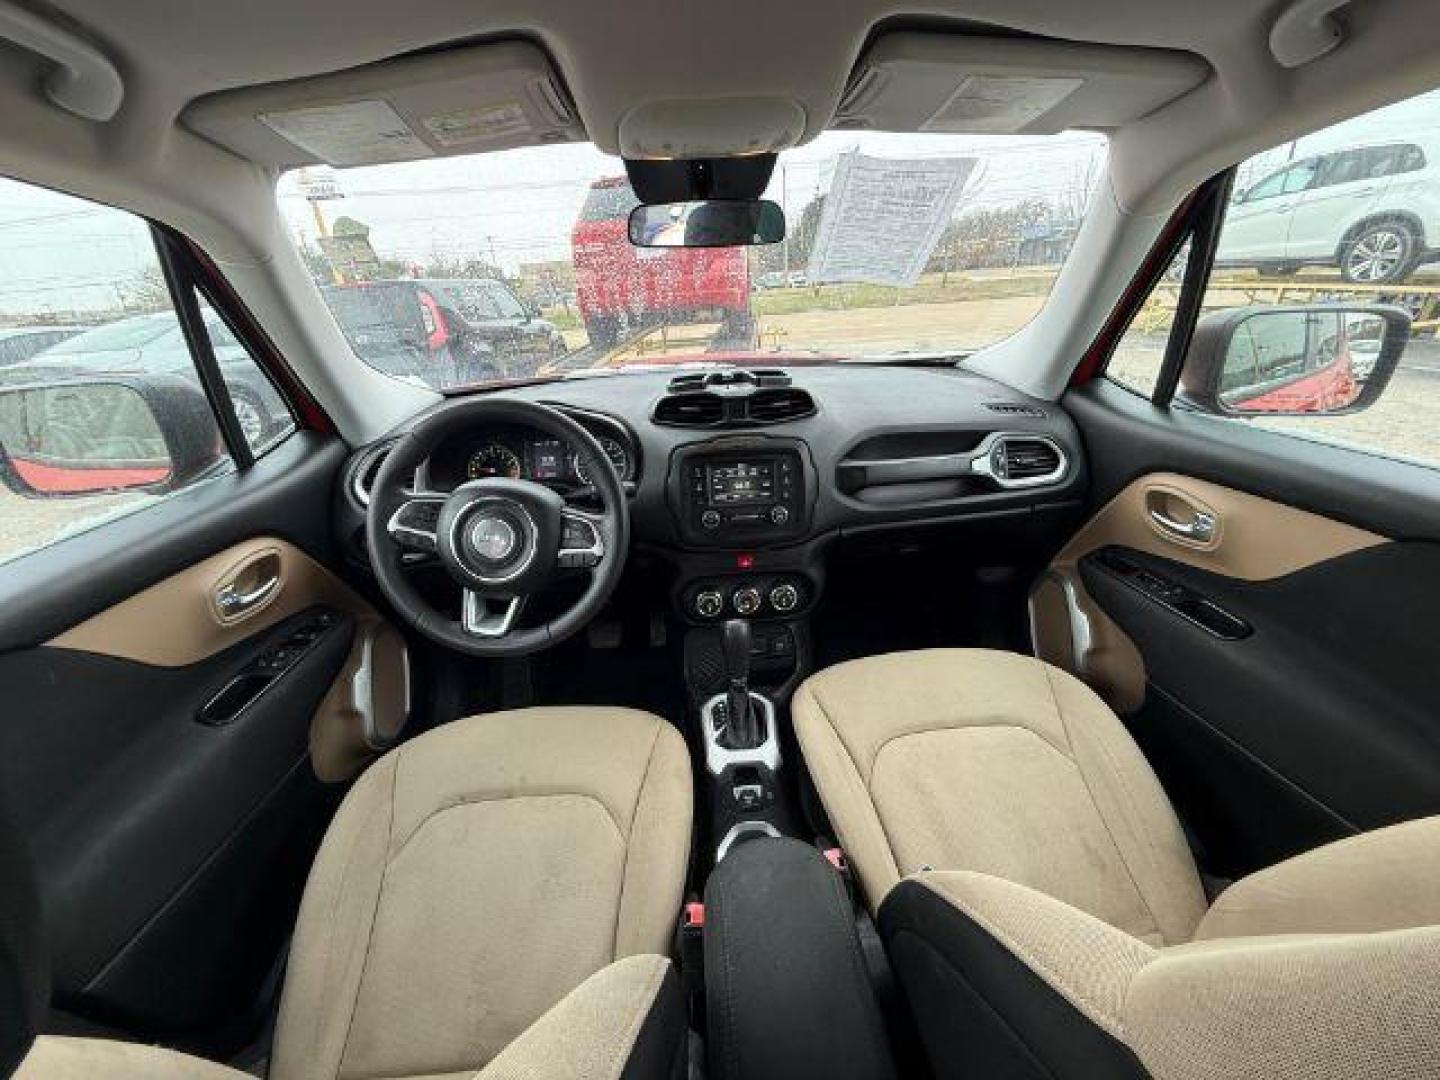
[[425, 421, 636, 493]]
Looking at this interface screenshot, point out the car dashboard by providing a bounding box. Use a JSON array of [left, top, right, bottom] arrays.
[[342, 363, 1088, 625]]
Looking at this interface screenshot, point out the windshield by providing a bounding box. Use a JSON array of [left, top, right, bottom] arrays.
[[280, 131, 1107, 390]]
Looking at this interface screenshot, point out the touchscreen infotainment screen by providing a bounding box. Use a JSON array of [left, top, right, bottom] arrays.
[[707, 461, 775, 504]]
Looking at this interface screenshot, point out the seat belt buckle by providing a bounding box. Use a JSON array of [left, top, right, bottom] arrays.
[[683, 901, 705, 930]]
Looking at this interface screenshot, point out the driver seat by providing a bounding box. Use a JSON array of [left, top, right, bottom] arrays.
[[5, 706, 694, 1080]]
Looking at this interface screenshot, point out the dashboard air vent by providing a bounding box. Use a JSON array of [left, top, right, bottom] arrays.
[[999, 438, 1063, 481], [747, 388, 817, 424], [350, 442, 393, 507], [653, 392, 726, 427], [984, 401, 1046, 418]]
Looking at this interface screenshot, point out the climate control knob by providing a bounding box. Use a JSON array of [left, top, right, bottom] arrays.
[[732, 586, 762, 616], [694, 590, 724, 619], [700, 509, 722, 530], [769, 582, 800, 613], [769, 505, 790, 526]]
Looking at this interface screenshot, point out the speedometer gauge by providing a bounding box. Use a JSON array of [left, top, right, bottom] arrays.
[[573, 437, 630, 485], [467, 444, 522, 480]]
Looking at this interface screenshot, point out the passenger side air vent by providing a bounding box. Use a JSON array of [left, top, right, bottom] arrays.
[[983, 401, 1046, 418], [653, 392, 727, 427], [652, 370, 815, 428], [991, 436, 1065, 484], [747, 388, 817, 424]]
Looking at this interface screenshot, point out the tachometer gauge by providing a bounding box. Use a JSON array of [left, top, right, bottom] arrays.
[[573, 437, 630, 485], [467, 444, 522, 480]]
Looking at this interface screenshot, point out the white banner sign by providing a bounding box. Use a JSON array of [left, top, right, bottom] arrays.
[[807, 154, 977, 287]]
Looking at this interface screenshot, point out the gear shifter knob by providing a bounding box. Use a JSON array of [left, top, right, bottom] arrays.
[[723, 618, 752, 685]]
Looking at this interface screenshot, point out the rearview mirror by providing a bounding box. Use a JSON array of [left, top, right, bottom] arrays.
[[1177, 304, 1410, 417], [0, 375, 225, 498], [628, 199, 785, 248]]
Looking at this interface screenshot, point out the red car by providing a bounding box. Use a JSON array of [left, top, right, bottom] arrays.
[[571, 177, 752, 347]]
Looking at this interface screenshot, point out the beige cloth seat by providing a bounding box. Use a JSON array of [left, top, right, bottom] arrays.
[[795, 649, 1440, 1077], [14, 706, 693, 1080]]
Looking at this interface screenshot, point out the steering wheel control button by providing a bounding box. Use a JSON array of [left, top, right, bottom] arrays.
[[732, 586, 762, 616], [557, 513, 603, 569], [387, 499, 444, 552], [694, 590, 724, 619], [769, 582, 800, 613]]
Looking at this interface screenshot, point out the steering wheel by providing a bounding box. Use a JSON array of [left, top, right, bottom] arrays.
[[365, 398, 630, 656]]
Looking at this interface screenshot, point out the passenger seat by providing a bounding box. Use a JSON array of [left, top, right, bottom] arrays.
[[794, 649, 1440, 1077]]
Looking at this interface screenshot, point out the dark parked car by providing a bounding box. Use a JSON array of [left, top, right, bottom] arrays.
[[5, 312, 289, 447], [0, 325, 91, 367], [319, 278, 568, 388]]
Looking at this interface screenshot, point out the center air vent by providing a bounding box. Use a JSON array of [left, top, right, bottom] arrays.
[[653, 392, 727, 427], [652, 371, 815, 428], [747, 388, 816, 424]]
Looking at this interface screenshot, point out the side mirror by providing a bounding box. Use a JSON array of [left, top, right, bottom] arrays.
[[0, 375, 226, 498], [1177, 304, 1410, 417], [628, 199, 785, 248]]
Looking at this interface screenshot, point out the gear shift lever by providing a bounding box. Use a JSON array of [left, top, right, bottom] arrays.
[[721, 619, 761, 748]]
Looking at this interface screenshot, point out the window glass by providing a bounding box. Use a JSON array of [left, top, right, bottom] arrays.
[[0, 179, 234, 565], [1315, 151, 1364, 189], [1106, 247, 1190, 397], [280, 130, 1108, 390], [1112, 87, 1440, 471], [196, 295, 295, 455]]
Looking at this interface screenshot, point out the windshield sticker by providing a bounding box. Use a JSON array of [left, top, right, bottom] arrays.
[[258, 101, 434, 166], [422, 104, 531, 147], [807, 153, 977, 287]]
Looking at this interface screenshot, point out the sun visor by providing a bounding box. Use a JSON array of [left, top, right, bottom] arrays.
[[182, 41, 584, 168], [836, 32, 1210, 136]]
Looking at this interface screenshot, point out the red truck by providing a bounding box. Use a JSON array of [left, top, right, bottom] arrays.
[[571, 176, 752, 348]]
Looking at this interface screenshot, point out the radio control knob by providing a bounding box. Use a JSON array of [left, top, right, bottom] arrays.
[[732, 586, 762, 616], [694, 590, 724, 619], [700, 509, 722, 530], [769, 582, 800, 613], [769, 505, 790, 525]]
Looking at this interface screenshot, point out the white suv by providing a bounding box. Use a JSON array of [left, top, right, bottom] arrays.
[[1215, 139, 1440, 283]]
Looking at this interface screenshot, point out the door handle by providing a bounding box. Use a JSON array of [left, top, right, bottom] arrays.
[[1148, 507, 1217, 543], [216, 574, 280, 618]]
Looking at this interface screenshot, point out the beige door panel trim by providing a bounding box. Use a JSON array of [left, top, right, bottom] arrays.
[[49, 537, 374, 665], [48, 536, 407, 783], [1034, 473, 1389, 713], [1054, 472, 1387, 582]]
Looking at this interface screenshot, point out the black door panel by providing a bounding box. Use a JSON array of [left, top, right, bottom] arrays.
[[0, 609, 352, 1034], [1080, 543, 1440, 876], [0, 428, 369, 1049], [1065, 377, 1440, 879]]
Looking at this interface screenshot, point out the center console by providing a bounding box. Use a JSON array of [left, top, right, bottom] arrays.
[[668, 437, 815, 547]]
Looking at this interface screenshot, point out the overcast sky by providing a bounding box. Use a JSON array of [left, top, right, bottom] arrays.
[[2, 86, 1440, 320]]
